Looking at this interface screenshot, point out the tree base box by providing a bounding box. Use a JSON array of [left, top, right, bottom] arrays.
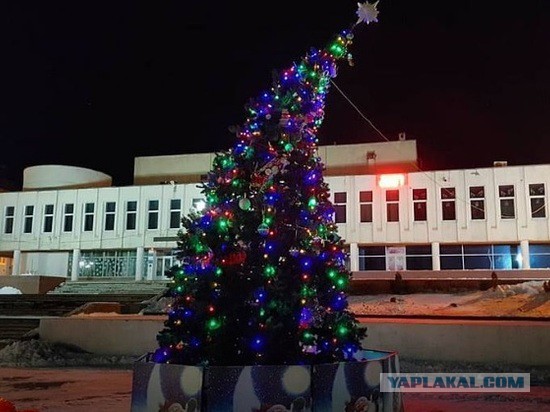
[[131, 349, 403, 411]]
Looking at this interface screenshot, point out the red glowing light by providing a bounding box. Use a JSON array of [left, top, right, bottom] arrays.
[[378, 174, 406, 188]]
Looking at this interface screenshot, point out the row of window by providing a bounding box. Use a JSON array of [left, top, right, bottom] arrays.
[[2, 199, 205, 235], [332, 183, 546, 223], [76, 250, 137, 277], [2, 183, 547, 234], [71, 250, 176, 279], [59, 242, 550, 275], [358, 243, 550, 270]]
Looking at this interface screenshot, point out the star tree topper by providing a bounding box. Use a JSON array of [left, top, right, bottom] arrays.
[[356, 1, 379, 25]]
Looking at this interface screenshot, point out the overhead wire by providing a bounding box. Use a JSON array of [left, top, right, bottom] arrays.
[[327, 78, 538, 217]]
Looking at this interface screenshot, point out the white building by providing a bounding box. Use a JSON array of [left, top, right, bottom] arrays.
[[1, 138, 550, 281]]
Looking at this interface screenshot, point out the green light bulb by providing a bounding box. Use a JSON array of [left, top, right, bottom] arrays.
[[207, 318, 221, 331], [337, 325, 348, 336]]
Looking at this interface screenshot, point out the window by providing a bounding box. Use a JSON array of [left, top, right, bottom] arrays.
[[104, 202, 116, 231], [406, 245, 433, 270], [358, 245, 433, 271], [63, 204, 74, 232], [75, 250, 137, 278], [441, 187, 456, 221], [358, 246, 386, 270], [499, 185, 515, 219], [125, 201, 137, 230], [492, 244, 520, 269], [170, 199, 182, 229], [439, 245, 463, 269], [387, 246, 406, 270], [529, 243, 550, 268], [148, 200, 159, 229], [440, 244, 520, 270], [83, 203, 95, 232], [412, 188, 427, 221], [529, 183, 546, 218], [386, 190, 399, 222], [463, 245, 492, 269], [3, 206, 14, 234], [23, 205, 34, 233], [359, 191, 373, 223], [43, 204, 54, 233], [469, 186, 485, 220], [333, 192, 347, 224]]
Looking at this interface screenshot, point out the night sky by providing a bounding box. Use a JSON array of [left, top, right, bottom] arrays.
[[1, 1, 549, 188]]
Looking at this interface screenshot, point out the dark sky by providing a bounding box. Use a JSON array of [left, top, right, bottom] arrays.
[[1, 1, 549, 188]]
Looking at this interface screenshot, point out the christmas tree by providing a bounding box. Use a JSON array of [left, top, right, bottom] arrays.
[[153, 2, 380, 366]]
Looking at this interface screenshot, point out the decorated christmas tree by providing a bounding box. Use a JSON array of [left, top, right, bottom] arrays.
[[153, 2, 380, 367]]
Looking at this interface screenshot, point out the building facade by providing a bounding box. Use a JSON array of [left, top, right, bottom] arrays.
[[1, 140, 550, 280]]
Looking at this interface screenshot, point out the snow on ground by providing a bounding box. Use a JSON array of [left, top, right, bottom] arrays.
[[348, 281, 550, 317], [0, 286, 22, 294], [0, 339, 136, 368], [0, 281, 547, 370], [0, 341, 548, 411], [0, 283, 549, 410], [0, 339, 547, 384]]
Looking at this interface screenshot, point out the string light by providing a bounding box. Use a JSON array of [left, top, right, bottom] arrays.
[[152, 7, 372, 366]]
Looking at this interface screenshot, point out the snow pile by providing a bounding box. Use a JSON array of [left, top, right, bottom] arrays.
[[348, 282, 550, 317], [72, 312, 124, 317], [488, 280, 547, 297], [0, 339, 136, 368], [139, 295, 173, 315], [0, 286, 22, 295]]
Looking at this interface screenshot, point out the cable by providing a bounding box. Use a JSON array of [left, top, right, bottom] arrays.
[[329, 78, 498, 216], [330, 79, 390, 143]]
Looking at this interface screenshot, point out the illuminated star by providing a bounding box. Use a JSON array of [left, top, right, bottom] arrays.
[[356, 1, 379, 25]]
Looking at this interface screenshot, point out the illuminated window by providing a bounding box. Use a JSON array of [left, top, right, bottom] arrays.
[[333, 192, 347, 224], [378, 174, 405, 188], [530, 243, 550, 268], [440, 244, 519, 270], [386, 190, 399, 222], [359, 190, 373, 223], [469, 186, 485, 220], [529, 183, 546, 218], [441, 187, 456, 221], [77, 250, 137, 278], [413, 188, 427, 221], [499, 185, 515, 219]]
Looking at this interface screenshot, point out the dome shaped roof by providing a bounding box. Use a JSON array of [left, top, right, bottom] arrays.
[[23, 165, 112, 191]]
